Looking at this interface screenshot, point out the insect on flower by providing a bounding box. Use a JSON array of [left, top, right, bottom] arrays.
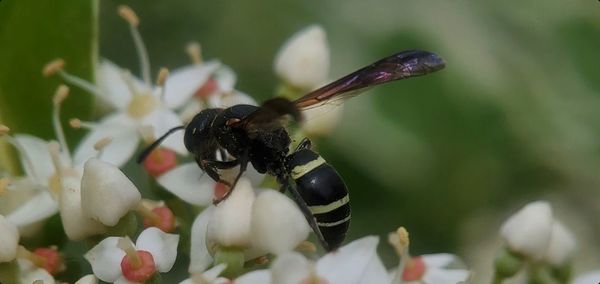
[[138, 50, 446, 251]]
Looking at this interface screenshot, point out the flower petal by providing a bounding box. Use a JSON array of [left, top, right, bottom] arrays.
[[213, 65, 237, 93], [96, 60, 146, 110], [422, 268, 470, 284], [136, 227, 180, 273], [234, 270, 271, 284], [81, 158, 141, 226], [0, 215, 19, 262], [84, 237, 126, 282], [142, 108, 187, 155], [271, 252, 311, 284], [73, 113, 140, 167], [317, 236, 383, 284], [6, 191, 58, 228], [14, 134, 56, 185], [422, 253, 459, 268], [157, 163, 215, 206], [114, 275, 139, 284], [208, 90, 257, 108], [163, 61, 221, 109], [75, 274, 98, 284], [189, 206, 216, 274], [251, 190, 310, 255], [18, 259, 56, 284], [207, 178, 255, 248]]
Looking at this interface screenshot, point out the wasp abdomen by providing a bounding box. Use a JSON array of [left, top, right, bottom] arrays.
[[286, 149, 350, 250]]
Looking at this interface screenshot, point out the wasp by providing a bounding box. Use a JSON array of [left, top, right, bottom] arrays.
[[138, 50, 445, 251]]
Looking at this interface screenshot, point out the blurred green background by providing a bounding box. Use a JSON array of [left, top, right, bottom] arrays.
[[2, 0, 600, 281]]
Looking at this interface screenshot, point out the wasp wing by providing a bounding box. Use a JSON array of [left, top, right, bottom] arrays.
[[294, 50, 445, 109], [231, 97, 301, 138]]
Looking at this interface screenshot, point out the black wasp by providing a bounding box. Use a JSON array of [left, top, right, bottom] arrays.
[[138, 50, 445, 251]]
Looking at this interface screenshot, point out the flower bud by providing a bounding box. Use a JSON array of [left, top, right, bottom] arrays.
[[250, 190, 310, 255], [274, 25, 330, 90], [0, 215, 19, 262], [543, 221, 576, 266], [81, 158, 141, 227], [58, 169, 107, 240], [207, 178, 255, 249], [75, 274, 98, 284], [301, 103, 343, 137], [500, 201, 553, 260]]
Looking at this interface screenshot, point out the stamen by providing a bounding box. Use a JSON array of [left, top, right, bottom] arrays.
[[186, 42, 203, 64], [69, 118, 97, 130], [17, 246, 46, 268], [296, 241, 317, 253], [119, 5, 151, 85], [136, 202, 160, 225], [93, 137, 113, 158], [117, 237, 142, 269], [121, 70, 140, 96], [389, 226, 412, 284], [156, 67, 169, 101], [56, 70, 104, 97], [48, 141, 64, 173], [42, 58, 65, 77], [52, 85, 72, 163]]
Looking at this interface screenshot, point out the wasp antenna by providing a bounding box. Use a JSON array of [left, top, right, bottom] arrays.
[[136, 126, 185, 163]]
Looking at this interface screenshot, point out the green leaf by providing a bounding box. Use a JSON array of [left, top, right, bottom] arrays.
[[0, 0, 98, 173]]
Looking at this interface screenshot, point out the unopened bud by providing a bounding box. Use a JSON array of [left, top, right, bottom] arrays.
[[118, 5, 139, 27], [156, 68, 169, 86], [43, 58, 65, 77], [53, 85, 70, 106], [186, 42, 203, 64]]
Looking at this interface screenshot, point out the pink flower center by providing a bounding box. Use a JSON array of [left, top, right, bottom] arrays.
[[402, 256, 426, 281], [143, 148, 177, 177], [143, 206, 176, 232], [33, 247, 63, 275], [194, 78, 218, 98], [121, 250, 157, 282], [213, 182, 230, 200]]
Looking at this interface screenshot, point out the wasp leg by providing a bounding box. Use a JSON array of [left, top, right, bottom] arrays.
[[277, 173, 330, 251], [197, 159, 239, 186], [212, 151, 250, 205]]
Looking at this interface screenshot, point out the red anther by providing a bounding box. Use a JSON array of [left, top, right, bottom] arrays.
[[33, 247, 63, 275], [194, 78, 218, 98], [402, 256, 426, 281], [143, 148, 177, 177], [143, 206, 176, 232], [121, 250, 156, 282]]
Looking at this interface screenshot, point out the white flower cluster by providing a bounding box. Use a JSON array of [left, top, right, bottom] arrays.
[[0, 4, 594, 284]]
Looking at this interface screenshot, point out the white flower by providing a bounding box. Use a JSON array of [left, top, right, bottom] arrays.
[[0, 214, 20, 262], [188, 178, 310, 274], [274, 25, 330, 90], [572, 271, 600, 284], [18, 259, 56, 284], [75, 274, 98, 284], [391, 254, 470, 284], [235, 236, 389, 284], [49, 7, 223, 167], [81, 158, 141, 226], [500, 201, 554, 260], [300, 102, 344, 137], [500, 201, 577, 265], [85, 227, 179, 283]]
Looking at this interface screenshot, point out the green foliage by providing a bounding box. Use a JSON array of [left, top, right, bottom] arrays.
[[0, 0, 97, 172]]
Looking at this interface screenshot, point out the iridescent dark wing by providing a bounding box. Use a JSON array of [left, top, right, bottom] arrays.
[[231, 97, 301, 137], [294, 50, 445, 109]]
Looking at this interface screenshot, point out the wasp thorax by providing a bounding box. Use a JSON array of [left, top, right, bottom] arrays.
[[127, 94, 158, 118]]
